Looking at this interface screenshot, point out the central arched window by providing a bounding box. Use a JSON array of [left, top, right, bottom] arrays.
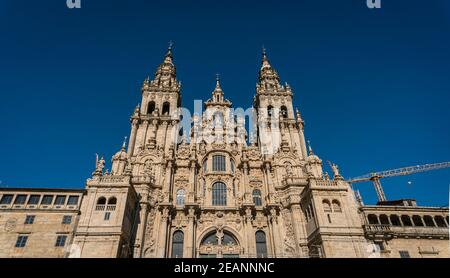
[[281, 106, 288, 119], [176, 189, 185, 206], [255, 231, 268, 258], [162, 102, 170, 115], [212, 182, 227, 206], [171, 231, 184, 258], [253, 189, 262, 206], [267, 105, 274, 118], [147, 101, 156, 115], [212, 155, 226, 172]]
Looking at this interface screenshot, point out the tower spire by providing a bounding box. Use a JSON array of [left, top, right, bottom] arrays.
[[215, 73, 221, 90], [258, 47, 281, 90], [122, 136, 128, 149], [150, 45, 179, 90]]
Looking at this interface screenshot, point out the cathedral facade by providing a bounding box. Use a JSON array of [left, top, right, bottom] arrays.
[[0, 47, 448, 258]]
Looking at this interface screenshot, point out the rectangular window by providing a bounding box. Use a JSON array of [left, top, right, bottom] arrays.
[[104, 212, 111, 221], [212, 155, 226, 172], [0, 194, 13, 204], [67, 196, 79, 205], [24, 215, 35, 225], [55, 235, 67, 247], [14, 195, 27, 205], [41, 195, 53, 205], [27, 195, 41, 205], [54, 195, 66, 205], [15, 235, 28, 248], [399, 251, 410, 258], [62, 215, 72, 225]]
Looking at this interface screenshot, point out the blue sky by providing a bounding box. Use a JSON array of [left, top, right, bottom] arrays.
[[0, 0, 449, 206]]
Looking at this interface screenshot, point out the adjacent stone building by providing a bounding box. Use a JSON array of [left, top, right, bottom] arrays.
[[0, 48, 448, 258]]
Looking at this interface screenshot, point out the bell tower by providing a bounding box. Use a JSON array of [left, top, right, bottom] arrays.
[[127, 44, 182, 157], [253, 49, 308, 159]]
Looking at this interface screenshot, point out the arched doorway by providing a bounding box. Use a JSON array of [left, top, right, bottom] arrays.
[[198, 230, 240, 258]]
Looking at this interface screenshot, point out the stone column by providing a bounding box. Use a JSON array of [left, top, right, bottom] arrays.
[[269, 208, 282, 258], [133, 192, 149, 258], [244, 208, 255, 258], [158, 207, 170, 258], [298, 127, 307, 160], [290, 203, 308, 257], [128, 119, 139, 156], [185, 207, 196, 258]]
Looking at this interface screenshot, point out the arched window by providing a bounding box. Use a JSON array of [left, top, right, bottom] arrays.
[[332, 200, 342, 213], [107, 197, 117, 205], [212, 182, 227, 206], [176, 189, 185, 206], [390, 215, 401, 226], [280, 106, 288, 119], [401, 215, 413, 226], [255, 231, 268, 258], [171, 231, 184, 258], [96, 197, 106, 211], [412, 215, 424, 226], [97, 197, 106, 205], [434, 216, 447, 227], [253, 189, 262, 206], [267, 105, 273, 118], [147, 101, 156, 115], [201, 233, 218, 245], [322, 200, 332, 213], [379, 214, 390, 225], [423, 215, 435, 227], [212, 155, 226, 172], [222, 233, 237, 245], [162, 102, 170, 115], [367, 214, 379, 225]]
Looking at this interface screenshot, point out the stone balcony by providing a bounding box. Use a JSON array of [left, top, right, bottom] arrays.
[[363, 224, 449, 239]]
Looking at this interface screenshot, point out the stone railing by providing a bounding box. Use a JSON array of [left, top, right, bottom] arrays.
[[99, 176, 127, 183], [95, 205, 105, 211], [314, 180, 338, 187], [390, 226, 449, 238], [106, 205, 116, 211], [364, 224, 392, 233], [363, 224, 449, 239]]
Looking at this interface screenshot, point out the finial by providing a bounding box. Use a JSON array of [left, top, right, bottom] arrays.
[[122, 136, 128, 149], [307, 140, 313, 155], [215, 73, 222, 91], [165, 41, 174, 59], [262, 45, 266, 57], [296, 108, 302, 120]]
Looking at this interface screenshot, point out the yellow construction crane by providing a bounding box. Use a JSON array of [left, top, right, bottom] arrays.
[[347, 162, 450, 202]]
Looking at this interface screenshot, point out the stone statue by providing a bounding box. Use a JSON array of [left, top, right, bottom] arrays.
[[93, 154, 105, 176]]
